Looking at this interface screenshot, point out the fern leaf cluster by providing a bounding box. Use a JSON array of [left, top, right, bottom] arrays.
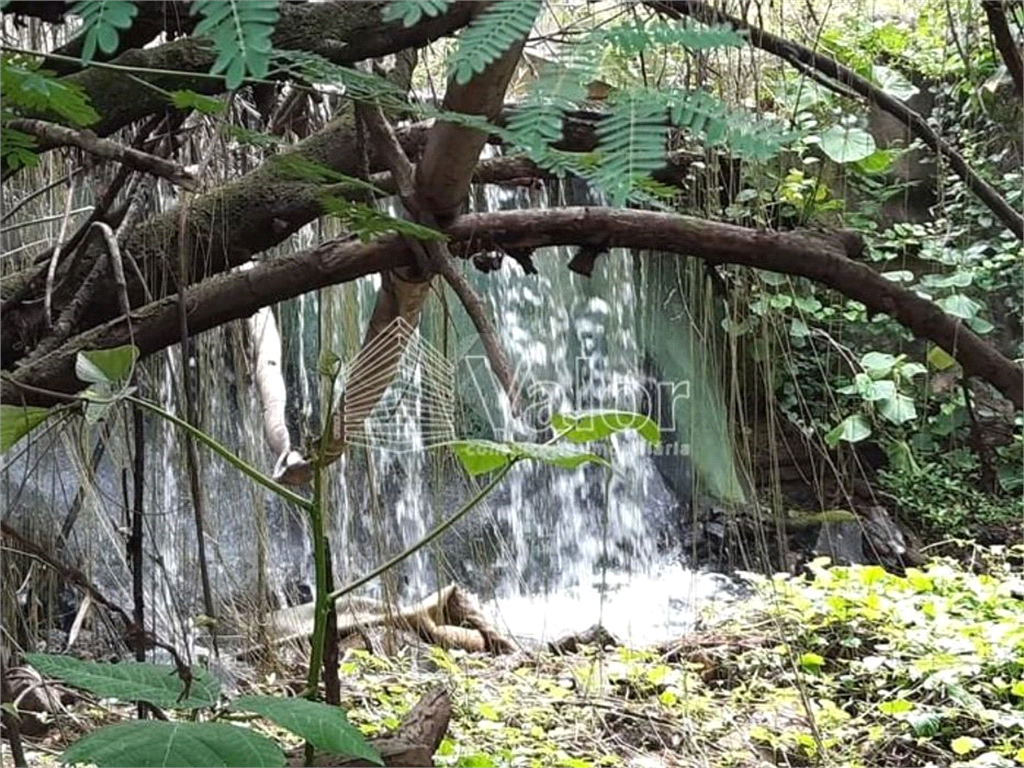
[[192, 0, 280, 90], [448, 1, 541, 85], [594, 18, 746, 56], [70, 0, 139, 63], [382, 0, 451, 28], [274, 50, 409, 111]]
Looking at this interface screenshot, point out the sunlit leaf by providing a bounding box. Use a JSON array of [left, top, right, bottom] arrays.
[[0, 404, 53, 453]]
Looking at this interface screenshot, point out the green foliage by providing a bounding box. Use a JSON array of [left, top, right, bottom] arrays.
[[273, 49, 409, 110], [382, 0, 450, 27], [169, 89, 226, 115], [76, 344, 138, 424], [454, 409, 659, 475], [62, 721, 285, 768], [550, 411, 660, 446], [593, 17, 745, 54], [191, 0, 280, 90], [0, 404, 54, 454], [592, 92, 669, 206], [880, 461, 1023, 539], [453, 439, 608, 477], [447, 1, 541, 85], [25, 654, 219, 710], [320, 197, 448, 243], [0, 56, 99, 125], [70, 0, 139, 63], [818, 124, 876, 163], [231, 696, 382, 765], [26, 655, 381, 767]]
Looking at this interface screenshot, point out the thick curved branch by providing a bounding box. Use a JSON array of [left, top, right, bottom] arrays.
[[6, 208, 1020, 409], [982, 1, 1024, 98], [646, 0, 1024, 240]]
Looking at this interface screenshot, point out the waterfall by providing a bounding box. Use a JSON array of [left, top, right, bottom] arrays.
[[2, 173, 741, 650]]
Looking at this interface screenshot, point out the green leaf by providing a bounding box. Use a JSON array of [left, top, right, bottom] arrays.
[[937, 293, 982, 319], [231, 696, 382, 765], [549, 411, 660, 446], [453, 440, 608, 477], [448, 1, 541, 85], [879, 394, 916, 425], [863, 379, 896, 401], [854, 149, 895, 174], [71, 1, 139, 64], [878, 699, 914, 715], [170, 89, 226, 115], [0, 404, 53, 453], [825, 414, 871, 447], [798, 652, 825, 672], [191, 0, 280, 89], [950, 736, 985, 756], [25, 654, 219, 710], [75, 345, 138, 385], [61, 721, 285, 767], [860, 351, 898, 378], [819, 125, 876, 163], [927, 346, 957, 370], [872, 65, 919, 101], [381, 0, 450, 26]]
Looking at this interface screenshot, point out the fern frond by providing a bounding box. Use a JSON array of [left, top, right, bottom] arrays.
[[596, 18, 745, 56], [319, 197, 447, 243], [448, 1, 541, 86], [70, 0, 139, 63], [592, 91, 669, 206], [666, 89, 789, 161], [273, 50, 409, 109], [0, 55, 99, 126], [381, 0, 451, 27], [192, 0, 280, 89]]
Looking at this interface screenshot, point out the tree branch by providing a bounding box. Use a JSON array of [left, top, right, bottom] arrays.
[[982, 1, 1024, 98], [646, 0, 1024, 240], [5, 208, 1020, 409], [9, 118, 198, 190], [9, 1, 477, 142]]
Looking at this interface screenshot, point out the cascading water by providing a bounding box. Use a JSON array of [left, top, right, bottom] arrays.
[[2, 168, 742, 653]]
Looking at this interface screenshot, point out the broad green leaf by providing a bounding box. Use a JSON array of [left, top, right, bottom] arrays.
[[966, 316, 994, 334], [863, 379, 896, 401], [879, 394, 916, 425], [854, 149, 895, 174], [927, 346, 957, 370], [170, 89, 225, 114], [62, 721, 285, 767], [937, 293, 982, 319], [25, 654, 218, 710], [872, 65, 919, 101], [799, 652, 825, 672], [549, 411, 660, 446], [453, 440, 608, 477], [0, 404, 52, 453], [879, 699, 914, 715], [898, 362, 928, 379], [860, 351, 898, 378], [950, 736, 984, 756], [880, 270, 914, 283], [819, 125, 875, 163], [231, 696, 382, 765], [75, 345, 139, 385], [825, 414, 871, 447], [789, 318, 810, 337]]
